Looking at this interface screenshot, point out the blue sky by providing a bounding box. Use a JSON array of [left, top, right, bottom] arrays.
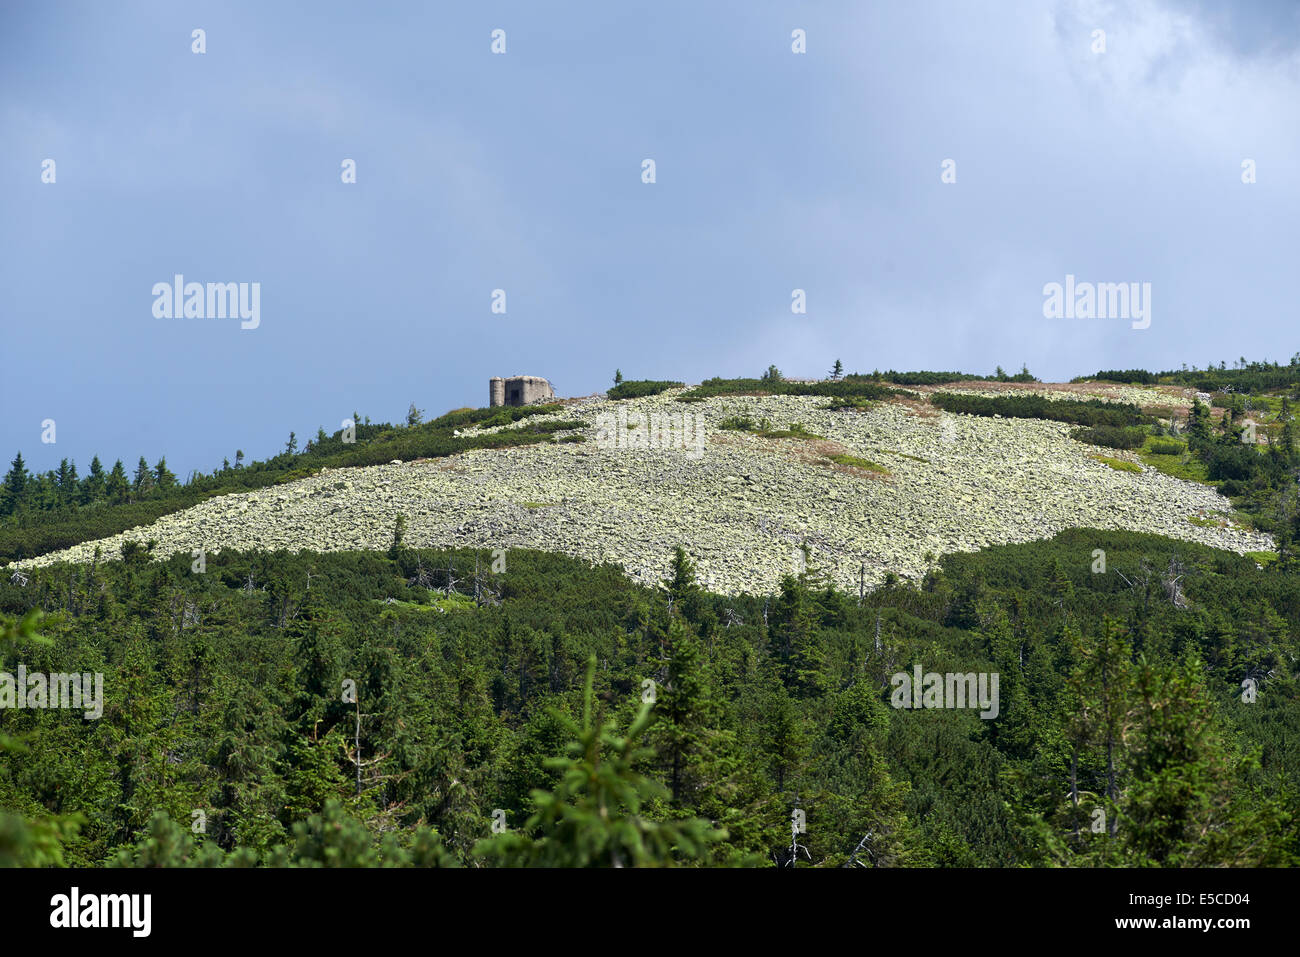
[[2, 0, 1298, 477]]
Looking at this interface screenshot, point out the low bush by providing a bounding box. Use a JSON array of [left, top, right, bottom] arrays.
[[1071, 426, 1148, 450], [607, 380, 683, 400], [931, 393, 1147, 428]]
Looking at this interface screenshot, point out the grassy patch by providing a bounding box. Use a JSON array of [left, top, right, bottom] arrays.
[[1093, 455, 1142, 473], [719, 417, 825, 440], [719, 415, 758, 432], [1147, 438, 1185, 456], [1188, 510, 1252, 531], [1137, 436, 1214, 484], [1246, 550, 1279, 566], [761, 423, 824, 440], [827, 454, 890, 474]]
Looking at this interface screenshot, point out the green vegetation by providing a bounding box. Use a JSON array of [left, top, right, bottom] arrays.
[[1071, 426, 1148, 451], [607, 380, 684, 400], [1077, 369, 1159, 385], [1180, 397, 1298, 540], [719, 417, 824, 441], [826, 454, 890, 474], [1138, 436, 1210, 484], [857, 366, 1037, 385], [820, 396, 878, 411], [2, 529, 1298, 867], [1093, 456, 1142, 474], [679, 378, 895, 402], [1147, 438, 1185, 456], [931, 393, 1147, 429], [1077, 356, 1300, 396], [865, 370, 972, 385], [0, 404, 566, 563]]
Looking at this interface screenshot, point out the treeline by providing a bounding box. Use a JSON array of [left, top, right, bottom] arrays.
[[1086, 369, 1158, 385], [929, 393, 1147, 429], [2, 530, 1297, 867], [1076, 356, 1300, 396], [858, 365, 1037, 385], [0, 404, 569, 562], [679, 377, 896, 402]]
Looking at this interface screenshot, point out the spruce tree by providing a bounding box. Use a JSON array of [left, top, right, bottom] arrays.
[[81, 455, 106, 503], [476, 658, 722, 866], [106, 459, 129, 503], [132, 456, 153, 496], [1, 452, 29, 515], [154, 457, 177, 490]]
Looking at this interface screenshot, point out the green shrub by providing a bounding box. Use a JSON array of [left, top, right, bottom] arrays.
[[931, 393, 1147, 428], [1083, 369, 1158, 385], [679, 378, 895, 401], [1071, 426, 1148, 450], [607, 380, 683, 400]]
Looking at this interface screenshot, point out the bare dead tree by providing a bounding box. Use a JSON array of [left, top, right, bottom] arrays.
[[342, 692, 393, 799], [470, 553, 501, 606], [1163, 555, 1188, 609], [408, 557, 435, 591], [784, 816, 810, 868], [845, 830, 877, 868], [442, 557, 461, 596], [1114, 559, 1155, 614]]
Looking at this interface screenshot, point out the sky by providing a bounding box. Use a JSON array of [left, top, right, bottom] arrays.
[[2, 0, 1298, 478]]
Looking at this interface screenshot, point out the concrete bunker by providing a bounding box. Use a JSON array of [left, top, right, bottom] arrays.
[[489, 375, 555, 408]]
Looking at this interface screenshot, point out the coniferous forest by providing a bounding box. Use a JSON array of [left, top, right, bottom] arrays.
[[2, 527, 1296, 868]]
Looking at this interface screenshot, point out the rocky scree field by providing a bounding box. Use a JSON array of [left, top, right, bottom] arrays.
[[22, 385, 1272, 595]]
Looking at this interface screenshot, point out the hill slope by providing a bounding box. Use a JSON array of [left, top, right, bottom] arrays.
[[21, 384, 1272, 594]]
